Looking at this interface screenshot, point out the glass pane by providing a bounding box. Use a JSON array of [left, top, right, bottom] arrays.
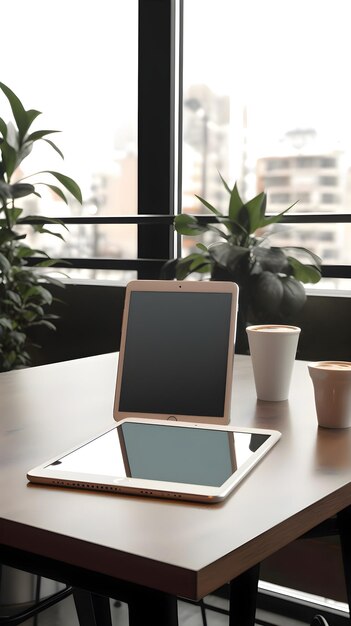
[[267, 223, 351, 265], [182, 0, 351, 271], [49, 268, 138, 282], [1, 0, 138, 263]]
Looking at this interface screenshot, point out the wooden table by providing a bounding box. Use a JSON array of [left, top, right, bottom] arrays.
[[1, 353, 351, 625]]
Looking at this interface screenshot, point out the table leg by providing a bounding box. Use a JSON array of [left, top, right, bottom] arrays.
[[229, 564, 260, 626], [73, 589, 112, 626], [337, 505, 351, 618], [128, 588, 178, 626]]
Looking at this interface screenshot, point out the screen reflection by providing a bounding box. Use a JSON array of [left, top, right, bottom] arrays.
[[46, 423, 270, 488]]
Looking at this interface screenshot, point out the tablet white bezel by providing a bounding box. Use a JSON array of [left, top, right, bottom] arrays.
[[27, 419, 281, 504], [113, 280, 239, 426]]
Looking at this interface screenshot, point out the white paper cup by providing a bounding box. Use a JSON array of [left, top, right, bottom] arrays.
[[308, 361, 351, 428], [246, 325, 301, 401]]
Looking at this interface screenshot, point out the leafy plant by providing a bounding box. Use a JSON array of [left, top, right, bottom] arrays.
[[0, 82, 82, 371], [174, 173, 322, 324]]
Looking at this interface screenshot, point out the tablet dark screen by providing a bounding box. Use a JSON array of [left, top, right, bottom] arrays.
[[45, 423, 271, 488], [118, 291, 232, 417]]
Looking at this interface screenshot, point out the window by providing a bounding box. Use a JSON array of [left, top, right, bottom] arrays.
[[267, 159, 290, 171], [264, 176, 290, 187], [321, 157, 337, 168], [321, 193, 340, 205], [182, 0, 351, 288], [1, 0, 139, 281], [295, 157, 318, 169], [2, 0, 351, 289], [270, 193, 291, 204], [319, 176, 338, 186]]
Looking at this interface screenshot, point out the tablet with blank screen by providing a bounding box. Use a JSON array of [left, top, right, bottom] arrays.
[[27, 420, 281, 503], [113, 279, 239, 425], [27, 279, 281, 503]]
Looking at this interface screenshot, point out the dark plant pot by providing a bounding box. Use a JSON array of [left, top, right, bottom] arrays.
[[211, 265, 250, 354]]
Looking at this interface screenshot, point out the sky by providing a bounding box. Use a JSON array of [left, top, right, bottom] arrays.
[[184, 0, 351, 148], [0, 1, 138, 188], [2, 0, 351, 182]]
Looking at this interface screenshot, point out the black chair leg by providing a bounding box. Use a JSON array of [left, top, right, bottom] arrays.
[[337, 504, 351, 618], [73, 589, 112, 626], [199, 598, 208, 626], [229, 564, 260, 626], [33, 576, 41, 626]]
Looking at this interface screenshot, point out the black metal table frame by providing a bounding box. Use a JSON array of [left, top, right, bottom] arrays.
[[1, 506, 351, 626]]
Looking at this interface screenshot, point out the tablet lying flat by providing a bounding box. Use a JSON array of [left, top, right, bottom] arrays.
[[27, 420, 281, 503], [113, 280, 239, 425]]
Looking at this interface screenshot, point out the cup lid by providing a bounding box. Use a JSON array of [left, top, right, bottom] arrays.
[[308, 361, 351, 378], [246, 324, 301, 333]]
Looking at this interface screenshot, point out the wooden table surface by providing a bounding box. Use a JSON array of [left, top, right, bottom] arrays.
[[1, 353, 351, 601]]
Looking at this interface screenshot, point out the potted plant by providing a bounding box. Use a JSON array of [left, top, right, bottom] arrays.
[[0, 82, 82, 371], [174, 174, 321, 349]]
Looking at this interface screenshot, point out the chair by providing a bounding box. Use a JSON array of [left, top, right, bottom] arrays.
[[0, 571, 72, 626]]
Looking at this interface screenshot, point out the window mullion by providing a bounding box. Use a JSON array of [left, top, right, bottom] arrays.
[[137, 0, 177, 276]]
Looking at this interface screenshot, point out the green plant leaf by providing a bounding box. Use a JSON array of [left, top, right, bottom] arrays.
[[174, 214, 207, 236], [9, 183, 35, 199], [26, 303, 44, 316], [15, 245, 47, 258], [282, 246, 322, 267], [42, 138, 64, 160], [30, 225, 65, 240], [253, 246, 290, 274], [35, 258, 61, 267], [228, 182, 244, 222], [0, 228, 23, 245], [287, 257, 322, 284], [18, 140, 33, 164], [209, 242, 250, 273], [37, 273, 65, 287], [175, 253, 212, 279], [6, 290, 22, 306], [0, 140, 17, 178], [0, 117, 7, 139], [244, 191, 267, 233], [39, 171, 82, 203], [196, 242, 208, 252], [30, 319, 57, 331], [194, 194, 222, 216], [44, 312, 60, 320], [218, 217, 248, 238], [26, 129, 60, 142], [41, 184, 68, 204], [0, 316, 13, 330], [0, 180, 12, 201], [262, 201, 299, 228], [0, 252, 11, 272], [0, 83, 28, 138], [4, 350, 17, 368], [206, 224, 230, 240], [217, 171, 231, 194], [18, 214, 68, 230], [189, 254, 211, 272], [11, 331, 26, 344], [25, 109, 42, 128], [23, 284, 53, 305]]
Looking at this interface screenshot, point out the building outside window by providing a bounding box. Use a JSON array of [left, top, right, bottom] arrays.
[[182, 0, 351, 288]]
